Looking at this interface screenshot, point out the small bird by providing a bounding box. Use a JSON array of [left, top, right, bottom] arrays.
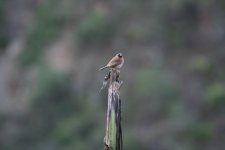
[[99, 53, 124, 71]]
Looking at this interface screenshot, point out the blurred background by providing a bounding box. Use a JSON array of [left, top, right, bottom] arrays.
[[0, 0, 225, 150]]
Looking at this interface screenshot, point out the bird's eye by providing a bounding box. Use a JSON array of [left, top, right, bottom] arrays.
[[117, 53, 122, 57]]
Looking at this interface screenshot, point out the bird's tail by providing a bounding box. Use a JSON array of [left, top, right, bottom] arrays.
[[99, 66, 108, 71]]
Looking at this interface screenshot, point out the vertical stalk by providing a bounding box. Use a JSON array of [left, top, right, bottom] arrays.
[[104, 69, 122, 150]]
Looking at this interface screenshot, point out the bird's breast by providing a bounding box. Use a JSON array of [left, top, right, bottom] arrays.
[[116, 58, 124, 68]]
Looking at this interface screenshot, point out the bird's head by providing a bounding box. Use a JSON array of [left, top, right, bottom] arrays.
[[117, 53, 123, 58]]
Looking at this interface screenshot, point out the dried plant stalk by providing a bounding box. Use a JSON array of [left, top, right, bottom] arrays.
[[104, 69, 123, 150]]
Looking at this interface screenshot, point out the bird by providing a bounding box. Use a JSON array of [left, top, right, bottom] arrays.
[[99, 53, 124, 71]]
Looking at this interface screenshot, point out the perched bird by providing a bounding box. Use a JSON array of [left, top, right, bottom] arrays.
[[99, 53, 124, 71]]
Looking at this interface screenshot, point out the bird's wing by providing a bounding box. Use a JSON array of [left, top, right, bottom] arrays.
[[107, 57, 122, 67]]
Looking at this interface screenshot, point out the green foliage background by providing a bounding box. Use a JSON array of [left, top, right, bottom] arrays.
[[0, 0, 225, 150]]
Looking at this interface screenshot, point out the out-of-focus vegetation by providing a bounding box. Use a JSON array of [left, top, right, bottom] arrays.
[[77, 12, 115, 47], [0, 0, 9, 49], [19, 0, 71, 66], [0, 0, 225, 150]]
